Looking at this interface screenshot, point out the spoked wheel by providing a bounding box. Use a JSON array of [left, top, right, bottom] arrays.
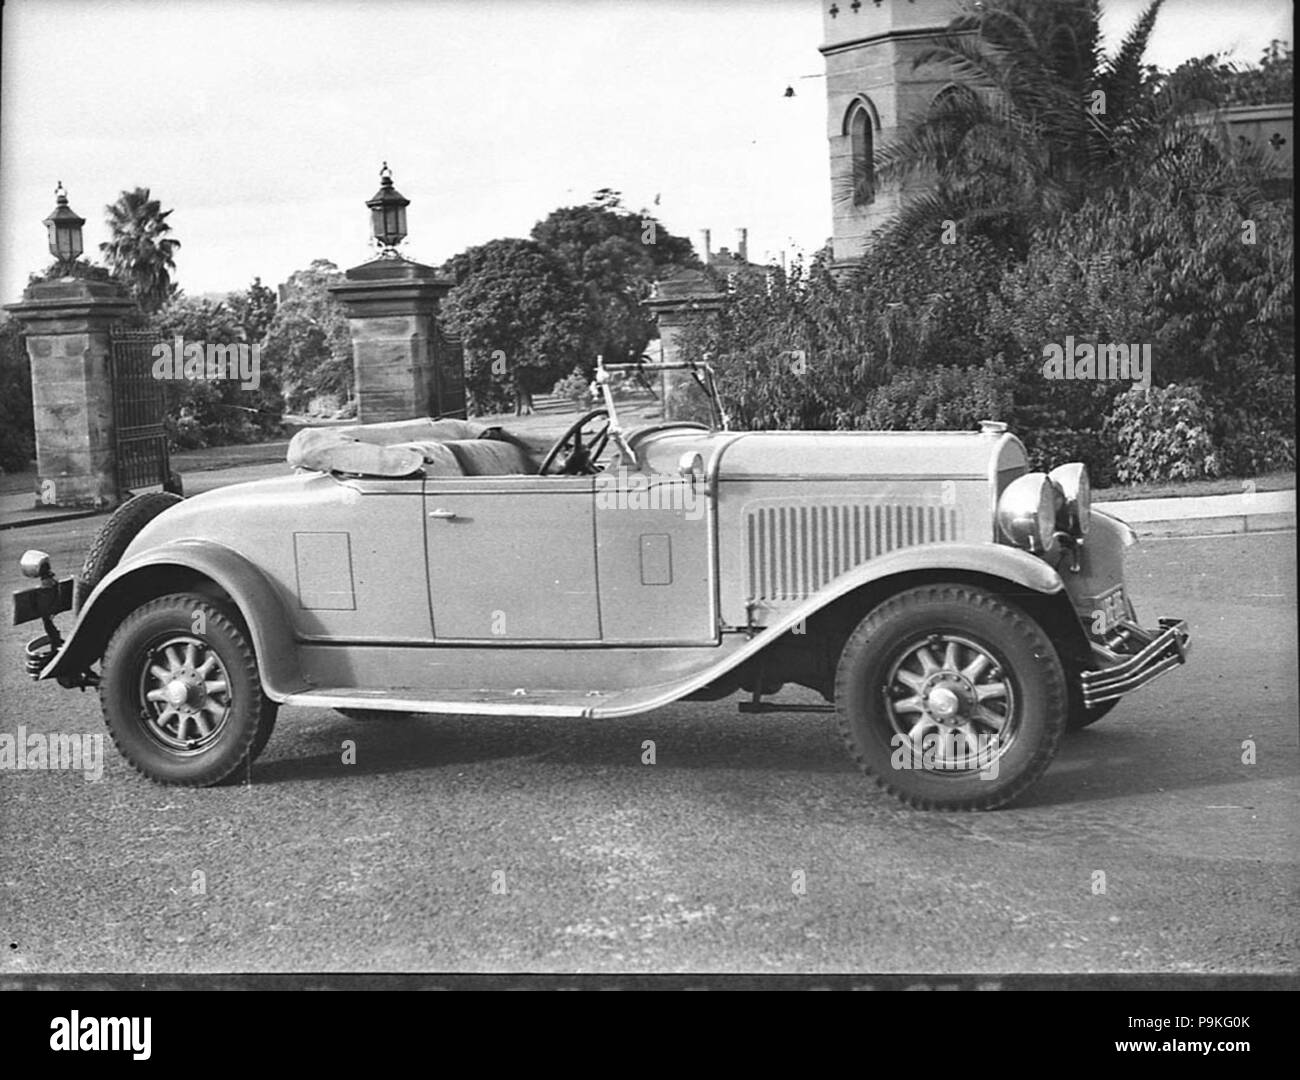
[[835, 584, 1067, 811], [883, 632, 1018, 777], [100, 594, 277, 786], [140, 635, 234, 753]]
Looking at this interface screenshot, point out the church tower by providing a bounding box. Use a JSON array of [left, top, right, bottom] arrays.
[[821, 0, 961, 270]]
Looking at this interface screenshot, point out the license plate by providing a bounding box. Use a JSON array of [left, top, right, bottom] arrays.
[[1091, 586, 1127, 635], [12, 578, 74, 626]]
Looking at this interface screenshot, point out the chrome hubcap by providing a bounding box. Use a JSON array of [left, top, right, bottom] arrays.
[[884, 633, 1016, 773], [138, 635, 232, 754]]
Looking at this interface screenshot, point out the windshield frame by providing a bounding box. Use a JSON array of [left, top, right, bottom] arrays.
[[594, 357, 730, 468]]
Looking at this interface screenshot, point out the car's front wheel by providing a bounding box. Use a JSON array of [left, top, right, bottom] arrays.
[[835, 584, 1067, 811], [100, 594, 277, 786]]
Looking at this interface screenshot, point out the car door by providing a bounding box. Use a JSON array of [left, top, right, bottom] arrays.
[[423, 475, 600, 641], [594, 465, 716, 644]]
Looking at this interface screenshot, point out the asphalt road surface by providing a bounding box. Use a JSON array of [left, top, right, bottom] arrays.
[[1, 521, 1295, 974]]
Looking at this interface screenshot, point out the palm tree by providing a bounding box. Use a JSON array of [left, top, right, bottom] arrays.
[[100, 188, 181, 312], [870, 0, 1183, 249]]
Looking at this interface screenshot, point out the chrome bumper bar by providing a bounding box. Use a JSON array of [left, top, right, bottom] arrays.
[[1080, 618, 1190, 708]]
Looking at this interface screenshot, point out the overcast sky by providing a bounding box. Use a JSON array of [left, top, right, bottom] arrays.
[[1, 0, 1292, 304]]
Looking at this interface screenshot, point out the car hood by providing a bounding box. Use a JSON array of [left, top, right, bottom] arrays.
[[632, 426, 1027, 483]]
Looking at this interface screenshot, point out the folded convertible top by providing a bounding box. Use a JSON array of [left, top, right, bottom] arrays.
[[286, 418, 487, 477]]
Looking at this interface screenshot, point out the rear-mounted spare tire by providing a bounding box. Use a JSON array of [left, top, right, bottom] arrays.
[[77, 491, 183, 610]]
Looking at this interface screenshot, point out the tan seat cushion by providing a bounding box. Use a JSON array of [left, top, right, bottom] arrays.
[[442, 439, 533, 476]]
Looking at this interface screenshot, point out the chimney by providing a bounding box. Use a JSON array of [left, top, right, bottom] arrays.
[[736, 228, 748, 263], [700, 229, 711, 265]]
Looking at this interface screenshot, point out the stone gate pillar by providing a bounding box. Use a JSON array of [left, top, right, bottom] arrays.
[[4, 278, 137, 509], [329, 257, 465, 423], [643, 269, 727, 421]]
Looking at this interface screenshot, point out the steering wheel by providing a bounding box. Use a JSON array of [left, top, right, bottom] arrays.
[[539, 408, 612, 475]]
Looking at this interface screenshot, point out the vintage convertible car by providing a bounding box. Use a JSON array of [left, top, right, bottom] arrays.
[[14, 360, 1188, 809]]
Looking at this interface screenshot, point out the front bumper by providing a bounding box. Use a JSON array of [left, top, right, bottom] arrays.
[[1079, 618, 1190, 708]]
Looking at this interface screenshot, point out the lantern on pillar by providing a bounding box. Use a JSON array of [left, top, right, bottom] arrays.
[[367, 162, 409, 256], [43, 182, 85, 268]]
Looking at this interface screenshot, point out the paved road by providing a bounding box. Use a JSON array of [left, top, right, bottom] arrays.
[[0, 524, 1294, 974]]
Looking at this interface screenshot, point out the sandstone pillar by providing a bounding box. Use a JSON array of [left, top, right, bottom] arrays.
[[643, 269, 727, 422], [329, 257, 465, 423], [4, 278, 137, 509]]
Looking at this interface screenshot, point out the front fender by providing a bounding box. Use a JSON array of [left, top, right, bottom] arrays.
[[749, 540, 1064, 638], [42, 539, 307, 701], [595, 541, 1067, 717]]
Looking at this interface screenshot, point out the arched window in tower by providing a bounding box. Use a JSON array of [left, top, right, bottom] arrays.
[[848, 104, 875, 206], [846, 99, 877, 207]]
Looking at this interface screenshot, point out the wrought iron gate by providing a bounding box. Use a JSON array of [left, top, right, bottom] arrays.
[[109, 326, 172, 496]]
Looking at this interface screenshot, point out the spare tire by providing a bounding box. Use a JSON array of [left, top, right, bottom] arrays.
[[77, 491, 183, 610]]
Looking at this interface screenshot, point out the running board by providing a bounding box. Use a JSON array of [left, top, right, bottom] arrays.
[[281, 683, 823, 720], [282, 687, 612, 718]]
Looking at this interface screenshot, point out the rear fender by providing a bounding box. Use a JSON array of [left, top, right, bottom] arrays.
[[41, 540, 306, 700]]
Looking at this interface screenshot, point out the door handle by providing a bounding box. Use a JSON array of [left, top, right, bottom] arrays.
[[427, 509, 457, 520]]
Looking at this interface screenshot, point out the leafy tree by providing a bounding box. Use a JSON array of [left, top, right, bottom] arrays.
[[1171, 42, 1295, 108], [680, 257, 882, 431], [441, 238, 593, 415], [531, 190, 700, 372], [1227, 41, 1294, 104], [226, 277, 278, 347], [0, 317, 34, 473], [679, 231, 1012, 432], [978, 146, 1293, 479], [148, 297, 283, 448], [100, 187, 181, 312], [872, 0, 1207, 249], [259, 260, 353, 413]]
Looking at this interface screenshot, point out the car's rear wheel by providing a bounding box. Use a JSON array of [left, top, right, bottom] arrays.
[[100, 594, 277, 786], [835, 584, 1067, 811]]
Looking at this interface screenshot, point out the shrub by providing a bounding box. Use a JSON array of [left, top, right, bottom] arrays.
[[857, 362, 1014, 431], [1104, 384, 1222, 483], [552, 366, 593, 409], [1205, 357, 1296, 475]]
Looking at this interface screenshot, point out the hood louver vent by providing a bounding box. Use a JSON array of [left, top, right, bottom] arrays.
[[745, 501, 958, 603]]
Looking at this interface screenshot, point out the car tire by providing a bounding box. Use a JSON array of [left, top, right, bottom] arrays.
[[99, 593, 277, 786], [77, 491, 183, 610], [835, 584, 1067, 811]]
